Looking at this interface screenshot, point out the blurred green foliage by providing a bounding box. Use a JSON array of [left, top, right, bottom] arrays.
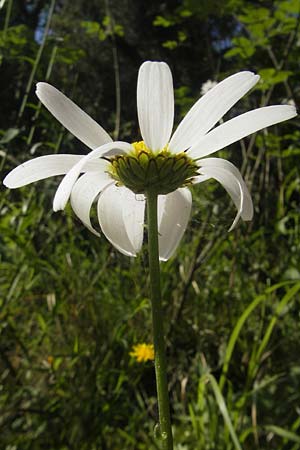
[[0, 0, 300, 449]]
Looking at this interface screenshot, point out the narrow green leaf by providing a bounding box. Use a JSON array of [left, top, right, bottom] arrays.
[[73, 336, 79, 354], [255, 282, 300, 365], [204, 374, 242, 450], [36, 313, 47, 332], [219, 281, 296, 391], [0, 128, 20, 143], [265, 425, 300, 443], [219, 293, 267, 391]]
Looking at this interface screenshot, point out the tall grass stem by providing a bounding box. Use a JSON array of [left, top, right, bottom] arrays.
[[18, 0, 56, 121], [3, 0, 13, 37]]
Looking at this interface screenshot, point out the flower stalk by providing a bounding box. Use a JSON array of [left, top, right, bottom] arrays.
[[146, 190, 173, 450]]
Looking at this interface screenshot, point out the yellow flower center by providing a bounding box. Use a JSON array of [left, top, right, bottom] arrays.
[[108, 141, 198, 195], [129, 343, 155, 362]]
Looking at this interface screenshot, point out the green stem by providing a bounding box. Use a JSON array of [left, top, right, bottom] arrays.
[[146, 191, 173, 450]]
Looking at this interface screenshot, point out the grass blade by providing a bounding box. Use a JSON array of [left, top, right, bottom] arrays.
[[205, 373, 242, 450]]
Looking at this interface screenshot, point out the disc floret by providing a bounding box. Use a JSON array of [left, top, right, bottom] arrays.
[[108, 141, 199, 195]]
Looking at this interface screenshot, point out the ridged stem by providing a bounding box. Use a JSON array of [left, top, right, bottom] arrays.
[[146, 191, 173, 450]]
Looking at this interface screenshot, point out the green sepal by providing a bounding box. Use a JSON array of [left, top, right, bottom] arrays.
[[128, 157, 146, 180]]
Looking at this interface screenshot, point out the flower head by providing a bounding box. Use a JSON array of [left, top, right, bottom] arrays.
[[130, 343, 154, 362], [108, 140, 198, 195], [4, 62, 296, 260]]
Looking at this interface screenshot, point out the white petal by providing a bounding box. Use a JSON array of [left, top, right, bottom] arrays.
[[169, 71, 260, 153], [191, 173, 211, 184], [70, 165, 112, 235], [36, 83, 112, 149], [188, 105, 297, 159], [97, 184, 145, 257], [195, 157, 253, 229], [158, 188, 192, 261], [4, 154, 83, 188], [137, 61, 174, 151], [53, 141, 131, 211]]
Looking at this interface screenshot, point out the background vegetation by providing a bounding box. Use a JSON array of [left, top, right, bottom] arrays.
[[0, 0, 300, 448]]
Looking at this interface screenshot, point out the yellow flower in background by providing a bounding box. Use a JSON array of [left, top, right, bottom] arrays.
[[47, 355, 54, 365], [130, 343, 154, 362]]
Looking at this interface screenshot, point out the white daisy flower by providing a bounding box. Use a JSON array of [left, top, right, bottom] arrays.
[[281, 98, 296, 108], [4, 61, 296, 260], [200, 79, 218, 96]]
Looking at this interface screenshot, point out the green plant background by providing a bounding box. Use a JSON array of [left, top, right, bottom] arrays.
[[0, 0, 300, 449]]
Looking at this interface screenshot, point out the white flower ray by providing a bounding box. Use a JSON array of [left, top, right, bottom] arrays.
[[36, 83, 112, 149], [97, 184, 145, 257], [169, 71, 260, 153], [158, 188, 192, 261], [194, 157, 253, 229], [53, 141, 132, 212], [188, 105, 297, 159], [3, 154, 84, 188], [70, 168, 112, 235], [137, 61, 174, 151]]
